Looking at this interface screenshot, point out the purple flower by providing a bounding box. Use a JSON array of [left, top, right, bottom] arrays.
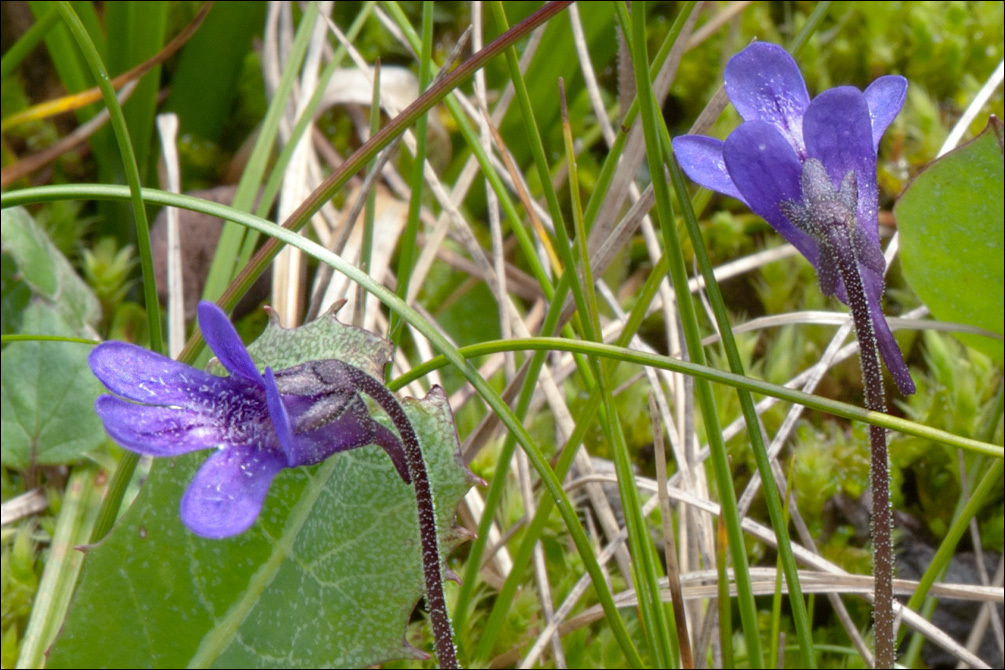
[[90, 301, 409, 539], [673, 42, 915, 395]]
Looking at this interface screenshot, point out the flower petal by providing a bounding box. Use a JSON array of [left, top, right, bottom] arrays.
[[725, 43, 810, 156], [863, 75, 907, 151], [180, 444, 286, 538], [671, 135, 745, 202], [90, 342, 240, 407], [264, 367, 295, 466], [197, 301, 263, 386], [95, 395, 222, 456], [723, 121, 819, 264], [803, 87, 881, 247]]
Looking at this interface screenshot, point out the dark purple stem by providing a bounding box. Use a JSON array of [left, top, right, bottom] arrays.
[[344, 366, 459, 669], [832, 226, 895, 668]]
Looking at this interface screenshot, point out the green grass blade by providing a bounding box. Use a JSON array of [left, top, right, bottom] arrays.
[[390, 1, 434, 344], [28, 1, 119, 203], [602, 380, 677, 666], [358, 60, 382, 331], [789, 1, 833, 55], [28, 1, 102, 96], [104, 1, 167, 180], [14, 467, 105, 669], [666, 147, 815, 668], [490, 1, 599, 340], [630, 5, 762, 664], [50, 4, 161, 354], [247, 2, 376, 273], [393, 336, 1004, 458], [715, 512, 735, 669], [201, 2, 321, 304], [903, 385, 1004, 666], [0, 334, 98, 345], [51, 1, 161, 546], [8, 181, 1004, 457], [565, 56, 676, 664], [0, 6, 59, 80], [901, 456, 1004, 634], [162, 2, 267, 141]]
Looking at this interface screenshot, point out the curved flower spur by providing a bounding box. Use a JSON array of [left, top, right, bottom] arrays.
[[672, 42, 915, 396]]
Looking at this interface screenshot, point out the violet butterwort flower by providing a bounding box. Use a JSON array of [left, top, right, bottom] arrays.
[[673, 42, 915, 395], [89, 301, 410, 539]]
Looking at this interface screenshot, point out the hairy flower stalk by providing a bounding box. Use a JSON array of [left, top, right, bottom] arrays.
[[90, 302, 458, 668], [338, 367, 458, 668], [273, 360, 458, 668], [780, 160, 897, 665], [673, 43, 915, 667]]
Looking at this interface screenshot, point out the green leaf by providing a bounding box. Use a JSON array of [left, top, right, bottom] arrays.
[[1, 204, 104, 469], [244, 302, 393, 375], [1, 206, 101, 334], [0, 304, 106, 468], [895, 115, 1005, 362], [48, 306, 474, 668]]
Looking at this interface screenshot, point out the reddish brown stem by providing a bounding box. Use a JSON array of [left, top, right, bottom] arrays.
[[833, 227, 895, 668], [345, 366, 458, 669]]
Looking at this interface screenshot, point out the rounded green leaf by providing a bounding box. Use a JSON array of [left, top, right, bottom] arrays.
[[1, 305, 106, 469], [895, 116, 1004, 361]]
